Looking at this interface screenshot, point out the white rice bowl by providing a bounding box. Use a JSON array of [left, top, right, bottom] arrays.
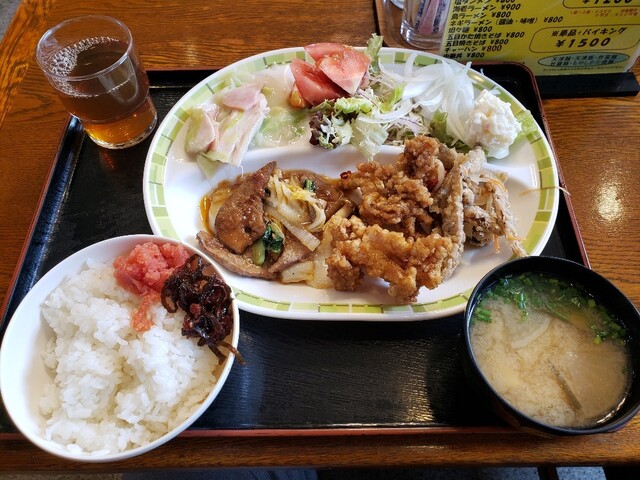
[[0, 234, 239, 462]]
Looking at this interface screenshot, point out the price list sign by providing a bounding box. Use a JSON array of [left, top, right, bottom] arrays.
[[440, 0, 640, 75]]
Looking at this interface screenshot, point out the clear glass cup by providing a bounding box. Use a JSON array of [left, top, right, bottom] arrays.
[[401, 0, 451, 50], [36, 15, 157, 149]]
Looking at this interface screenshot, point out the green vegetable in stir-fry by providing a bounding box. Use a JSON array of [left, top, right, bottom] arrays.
[[252, 222, 284, 266]]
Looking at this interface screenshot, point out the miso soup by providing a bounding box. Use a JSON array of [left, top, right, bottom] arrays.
[[470, 272, 632, 428]]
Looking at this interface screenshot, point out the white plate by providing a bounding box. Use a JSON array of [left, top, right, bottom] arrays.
[[143, 47, 559, 320], [0, 234, 239, 462]]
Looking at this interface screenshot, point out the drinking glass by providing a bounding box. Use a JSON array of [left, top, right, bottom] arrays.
[[36, 15, 157, 149], [401, 0, 451, 50]]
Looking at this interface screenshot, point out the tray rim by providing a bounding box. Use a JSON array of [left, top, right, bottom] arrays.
[[0, 65, 588, 440], [0, 424, 518, 440]]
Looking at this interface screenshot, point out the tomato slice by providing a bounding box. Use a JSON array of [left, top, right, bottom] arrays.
[[316, 47, 370, 95], [289, 58, 346, 107], [304, 43, 371, 96], [304, 42, 349, 62]]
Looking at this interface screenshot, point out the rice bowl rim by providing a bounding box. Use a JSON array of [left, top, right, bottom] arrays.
[[0, 233, 240, 462]]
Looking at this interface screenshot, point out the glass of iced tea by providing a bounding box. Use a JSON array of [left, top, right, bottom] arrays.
[[36, 16, 157, 149]]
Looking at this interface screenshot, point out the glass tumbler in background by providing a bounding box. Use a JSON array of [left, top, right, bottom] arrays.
[[401, 0, 451, 50], [36, 15, 157, 149]]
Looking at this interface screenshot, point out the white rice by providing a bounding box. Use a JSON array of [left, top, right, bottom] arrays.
[[40, 258, 219, 454]]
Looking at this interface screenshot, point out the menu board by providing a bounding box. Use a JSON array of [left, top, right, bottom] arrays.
[[440, 0, 640, 75]]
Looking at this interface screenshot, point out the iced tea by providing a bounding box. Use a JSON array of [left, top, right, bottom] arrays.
[[37, 16, 157, 149]]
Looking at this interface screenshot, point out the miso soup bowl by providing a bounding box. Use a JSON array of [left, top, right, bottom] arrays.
[[462, 256, 640, 436]]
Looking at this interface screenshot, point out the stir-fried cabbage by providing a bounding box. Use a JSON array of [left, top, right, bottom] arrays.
[[264, 170, 327, 251]]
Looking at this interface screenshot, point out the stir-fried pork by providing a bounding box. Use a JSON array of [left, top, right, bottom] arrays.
[[214, 161, 275, 254], [196, 231, 277, 279]]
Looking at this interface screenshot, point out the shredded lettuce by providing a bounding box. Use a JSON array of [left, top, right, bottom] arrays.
[[351, 116, 389, 161], [309, 110, 353, 149], [365, 33, 383, 76], [334, 97, 374, 115], [379, 85, 404, 113], [429, 110, 470, 152], [308, 98, 375, 150], [310, 99, 386, 157]]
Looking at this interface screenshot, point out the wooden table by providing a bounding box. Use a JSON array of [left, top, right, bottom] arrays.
[[0, 0, 638, 473]]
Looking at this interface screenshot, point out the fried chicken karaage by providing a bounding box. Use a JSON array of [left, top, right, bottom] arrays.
[[329, 135, 526, 303]]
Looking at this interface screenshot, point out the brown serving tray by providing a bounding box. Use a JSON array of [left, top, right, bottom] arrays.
[[0, 64, 586, 438]]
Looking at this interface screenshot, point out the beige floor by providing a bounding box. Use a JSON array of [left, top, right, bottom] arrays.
[[0, 0, 19, 40]]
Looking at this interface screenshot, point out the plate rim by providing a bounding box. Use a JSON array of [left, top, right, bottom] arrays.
[[143, 47, 560, 321]]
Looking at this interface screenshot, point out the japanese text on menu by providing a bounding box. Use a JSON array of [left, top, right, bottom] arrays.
[[440, 0, 640, 75]]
